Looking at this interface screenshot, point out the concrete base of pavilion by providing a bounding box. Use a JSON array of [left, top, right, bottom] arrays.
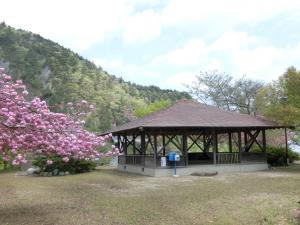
[[117, 163, 269, 177]]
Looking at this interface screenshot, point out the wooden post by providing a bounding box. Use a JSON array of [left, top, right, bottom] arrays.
[[124, 135, 127, 164], [212, 129, 218, 164], [123, 135, 128, 155], [285, 128, 289, 166], [238, 132, 242, 152], [238, 132, 242, 162], [183, 133, 188, 166], [203, 133, 207, 152], [133, 135, 136, 155], [116, 135, 120, 165], [228, 132, 232, 153], [154, 134, 157, 168], [262, 129, 267, 161], [117, 135, 120, 150], [244, 131, 248, 146], [162, 134, 166, 156], [141, 130, 146, 167]]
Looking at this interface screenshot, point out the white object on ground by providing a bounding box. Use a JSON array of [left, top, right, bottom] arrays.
[[26, 167, 40, 175]]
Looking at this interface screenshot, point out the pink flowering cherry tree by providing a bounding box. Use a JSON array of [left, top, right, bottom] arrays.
[[0, 68, 120, 166]]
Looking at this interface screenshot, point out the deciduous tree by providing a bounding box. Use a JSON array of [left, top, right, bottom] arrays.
[[0, 68, 119, 166], [187, 71, 263, 114]]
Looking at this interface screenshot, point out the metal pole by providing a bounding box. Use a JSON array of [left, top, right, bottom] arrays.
[[174, 161, 176, 176]]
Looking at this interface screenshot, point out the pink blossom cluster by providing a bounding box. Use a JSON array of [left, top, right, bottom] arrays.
[[0, 68, 120, 165]]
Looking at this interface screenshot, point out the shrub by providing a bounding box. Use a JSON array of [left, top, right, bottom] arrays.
[[252, 145, 299, 166], [33, 155, 96, 175], [0, 155, 14, 171], [99, 157, 113, 166]]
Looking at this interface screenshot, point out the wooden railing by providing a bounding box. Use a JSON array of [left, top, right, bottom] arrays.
[[118, 155, 186, 168], [118, 152, 267, 167], [188, 152, 214, 165], [216, 152, 266, 164], [241, 152, 266, 163], [216, 152, 240, 164], [118, 155, 157, 168]]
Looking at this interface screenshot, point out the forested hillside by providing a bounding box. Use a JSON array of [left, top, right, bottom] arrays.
[[0, 23, 190, 132]]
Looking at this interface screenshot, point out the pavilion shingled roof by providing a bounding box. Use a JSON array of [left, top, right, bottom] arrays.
[[106, 99, 285, 134]]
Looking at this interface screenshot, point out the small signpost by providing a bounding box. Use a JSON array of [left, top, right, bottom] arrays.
[[168, 152, 180, 177]]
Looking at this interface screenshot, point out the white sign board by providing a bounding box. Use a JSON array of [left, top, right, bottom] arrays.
[[161, 157, 167, 167]]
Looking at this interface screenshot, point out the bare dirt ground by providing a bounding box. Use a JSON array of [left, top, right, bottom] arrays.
[[1, 166, 300, 225]]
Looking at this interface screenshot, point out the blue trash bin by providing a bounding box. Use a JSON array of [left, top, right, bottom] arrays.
[[167, 152, 179, 176], [168, 152, 176, 161]]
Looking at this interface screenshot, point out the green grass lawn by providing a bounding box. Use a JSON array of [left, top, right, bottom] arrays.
[[1, 166, 300, 225]]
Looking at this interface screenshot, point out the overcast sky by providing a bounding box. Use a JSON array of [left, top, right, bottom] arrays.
[[1, 0, 300, 90]]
